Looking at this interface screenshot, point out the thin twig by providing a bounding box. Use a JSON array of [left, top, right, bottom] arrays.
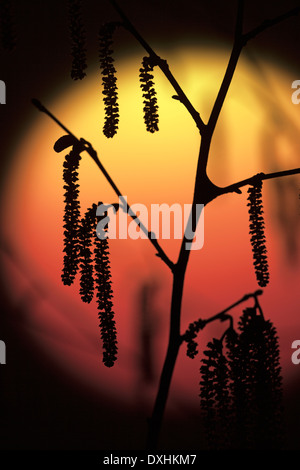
[[108, 0, 206, 134], [181, 289, 263, 343], [221, 168, 300, 195], [220, 317, 234, 343], [235, 0, 245, 40], [31, 99, 175, 271], [207, 2, 244, 140], [243, 7, 300, 45]]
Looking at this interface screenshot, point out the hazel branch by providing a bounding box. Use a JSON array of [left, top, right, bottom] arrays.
[[31, 98, 175, 272], [219, 317, 234, 343], [108, 0, 205, 134], [206, 4, 299, 155], [242, 7, 300, 45], [181, 289, 263, 346], [207, 1, 245, 138], [235, 0, 245, 40], [221, 167, 300, 196]]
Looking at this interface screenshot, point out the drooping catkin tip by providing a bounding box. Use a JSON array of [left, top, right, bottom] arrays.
[[94, 214, 118, 366], [247, 181, 270, 288], [78, 205, 97, 304]]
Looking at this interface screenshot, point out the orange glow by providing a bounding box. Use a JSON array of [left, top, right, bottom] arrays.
[[1, 46, 300, 407]]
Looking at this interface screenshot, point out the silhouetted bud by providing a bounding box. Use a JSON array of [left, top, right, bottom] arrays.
[[186, 338, 198, 359], [68, 0, 87, 80], [61, 144, 82, 285], [94, 204, 117, 367], [139, 56, 159, 133], [78, 206, 96, 303], [54, 134, 78, 153], [247, 181, 270, 287], [0, 0, 16, 50], [99, 22, 119, 138], [184, 318, 206, 358]]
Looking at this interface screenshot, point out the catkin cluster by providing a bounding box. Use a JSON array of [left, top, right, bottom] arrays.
[[199, 339, 231, 449], [98, 26, 161, 137], [57, 137, 118, 367], [200, 305, 283, 449]]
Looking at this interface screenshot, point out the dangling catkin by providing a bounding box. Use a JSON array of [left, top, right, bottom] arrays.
[[235, 306, 263, 448], [225, 327, 247, 449], [67, 0, 87, 80], [238, 307, 283, 449], [78, 206, 96, 303], [199, 341, 218, 448], [94, 204, 118, 367], [259, 317, 284, 448], [198, 301, 284, 450], [227, 305, 284, 449], [247, 181, 270, 287], [61, 144, 82, 285], [99, 22, 119, 138], [200, 338, 231, 449], [139, 56, 159, 133], [212, 340, 231, 449]]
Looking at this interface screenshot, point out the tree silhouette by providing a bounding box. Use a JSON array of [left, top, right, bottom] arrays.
[[32, 0, 300, 451]]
